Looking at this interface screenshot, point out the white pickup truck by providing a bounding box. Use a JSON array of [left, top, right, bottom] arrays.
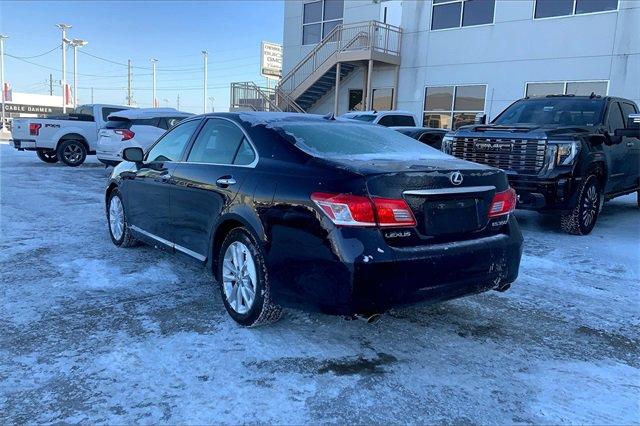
[[10, 104, 130, 166]]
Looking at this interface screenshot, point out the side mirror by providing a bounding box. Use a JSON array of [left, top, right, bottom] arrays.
[[474, 113, 487, 125], [122, 147, 144, 163]]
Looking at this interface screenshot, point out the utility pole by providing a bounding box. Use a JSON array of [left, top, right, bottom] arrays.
[[55, 23, 72, 113], [209, 96, 215, 113], [150, 58, 157, 108], [176, 93, 180, 110], [91, 87, 94, 103], [127, 59, 132, 106], [0, 34, 8, 133], [70, 39, 88, 108], [202, 50, 208, 114], [49, 74, 53, 95]]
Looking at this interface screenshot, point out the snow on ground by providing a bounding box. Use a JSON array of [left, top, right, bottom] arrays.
[[1, 143, 638, 424]]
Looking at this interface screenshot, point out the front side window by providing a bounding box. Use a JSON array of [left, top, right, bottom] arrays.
[[431, 0, 495, 30], [187, 118, 256, 165], [606, 102, 625, 132], [526, 81, 608, 97], [423, 84, 486, 130], [302, 0, 344, 45], [534, 0, 617, 19], [146, 119, 201, 162]]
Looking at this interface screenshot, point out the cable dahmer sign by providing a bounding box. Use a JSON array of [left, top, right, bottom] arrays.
[[261, 41, 283, 80]]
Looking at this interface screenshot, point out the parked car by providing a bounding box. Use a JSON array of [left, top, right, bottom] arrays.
[[391, 126, 448, 149], [105, 113, 523, 326], [10, 104, 130, 166], [96, 108, 193, 166], [340, 110, 416, 127], [442, 95, 640, 235]]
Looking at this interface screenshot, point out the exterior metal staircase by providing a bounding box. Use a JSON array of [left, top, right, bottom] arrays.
[[276, 21, 402, 112], [229, 21, 402, 113]]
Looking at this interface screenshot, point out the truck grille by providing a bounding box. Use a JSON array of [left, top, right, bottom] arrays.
[[451, 138, 546, 174]]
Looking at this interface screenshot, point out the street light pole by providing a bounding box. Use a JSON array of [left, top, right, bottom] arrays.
[[55, 23, 72, 113], [209, 96, 215, 113], [202, 50, 208, 114], [70, 39, 88, 108], [150, 58, 158, 107], [0, 35, 8, 132]]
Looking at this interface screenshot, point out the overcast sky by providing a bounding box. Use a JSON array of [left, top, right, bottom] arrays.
[[0, 0, 285, 112]]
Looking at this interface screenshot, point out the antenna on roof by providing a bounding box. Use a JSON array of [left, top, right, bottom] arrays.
[[323, 112, 336, 120]]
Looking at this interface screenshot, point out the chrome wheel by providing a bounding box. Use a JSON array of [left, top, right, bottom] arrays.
[[222, 241, 257, 315], [581, 184, 599, 228], [108, 196, 125, 241], [63, 143, 83, 163]]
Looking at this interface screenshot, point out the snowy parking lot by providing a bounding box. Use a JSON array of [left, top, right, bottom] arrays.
[[1, 143, 638, 424]]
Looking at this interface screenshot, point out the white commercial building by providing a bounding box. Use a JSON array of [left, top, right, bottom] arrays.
[[279, 0, 639, 129]]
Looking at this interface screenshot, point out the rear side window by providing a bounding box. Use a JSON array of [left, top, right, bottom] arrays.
[[393, 115, 416, 126], [146, 119, 201, 162], [187, 118, 256, 165], [377, 115, 395, 127]]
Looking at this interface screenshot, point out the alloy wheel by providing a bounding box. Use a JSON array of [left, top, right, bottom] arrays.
[[581, 183, 599, 228], [108, 196, 125, 241], [222, 241, 258, 315], [64, 144, 83, 164]]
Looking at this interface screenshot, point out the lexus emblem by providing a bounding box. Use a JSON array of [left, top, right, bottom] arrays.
[[450, 171, 463, 185]]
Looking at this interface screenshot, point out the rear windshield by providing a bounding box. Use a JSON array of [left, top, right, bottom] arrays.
[[345, 114, 376, 122], [275, 122, 443, 160], [105, 119, 131, 129], [102, 108, 128, 122], [493, 98, 605, 127]]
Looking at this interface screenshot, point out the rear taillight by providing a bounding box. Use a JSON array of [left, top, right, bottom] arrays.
[[489, 188, 517, 218], [114, 129, 135, 141], [29, 123, 42, 136], [311, 193, 416, 228]]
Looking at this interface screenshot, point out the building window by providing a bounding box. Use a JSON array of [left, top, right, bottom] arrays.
[[348, 88, 394, 111], [431, 0, 495, 30], [525, 80, 609, 97], [423, 84, 486, 130], [303, 0, 344, 45], [534, 0, 617, 19], [372, 88, 394, 111]]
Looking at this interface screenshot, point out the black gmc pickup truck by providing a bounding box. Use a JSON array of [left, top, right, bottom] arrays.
[[443, 95, 640, 235]]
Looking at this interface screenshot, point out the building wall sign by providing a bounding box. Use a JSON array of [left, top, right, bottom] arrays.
[[3, 103, 64, 115], [261, 41, 283, 79]]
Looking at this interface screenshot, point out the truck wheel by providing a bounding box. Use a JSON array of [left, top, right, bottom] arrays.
[[217, 228, 282, 327], [107, 188, 137, 247], [36, 149, 59, 163], [560, 174, 601, 235], [57, 140, 87, 167]]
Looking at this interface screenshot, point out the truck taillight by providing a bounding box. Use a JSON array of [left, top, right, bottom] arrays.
[[311, 193, 416, 228], [114, 129, 135, 141], [29, 123, 42, 136], [489, 188, 517, 218]]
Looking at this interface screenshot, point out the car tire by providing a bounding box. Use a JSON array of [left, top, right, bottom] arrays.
[[217, 228, 282, 327], [36, 149, 59, 163], [57, 139, 87, 167], [560, 174, 601, 235], [106, 188, 137, 247]]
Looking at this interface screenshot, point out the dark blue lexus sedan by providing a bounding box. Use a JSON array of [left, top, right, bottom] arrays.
[[105, 113, 523, 326]]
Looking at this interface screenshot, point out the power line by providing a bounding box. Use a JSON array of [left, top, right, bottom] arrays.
[[7, 46, 59, 59]]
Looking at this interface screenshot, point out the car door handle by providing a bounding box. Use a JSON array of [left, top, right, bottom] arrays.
[[216, 177, 237, 187]]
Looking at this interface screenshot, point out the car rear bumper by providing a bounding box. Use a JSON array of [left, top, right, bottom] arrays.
[[10, 139, 37, 150], [267, 215, 523, 316], [96, 149, 123, 162]]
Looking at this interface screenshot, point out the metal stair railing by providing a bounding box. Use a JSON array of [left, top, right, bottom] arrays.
[[230, 82, 281, 112], [276, 21, 402, 98]]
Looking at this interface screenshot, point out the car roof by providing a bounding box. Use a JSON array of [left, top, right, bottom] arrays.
[[107, 108, 194, 121], [340, 110, 414, 117], [390, 126, 446, 131]]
